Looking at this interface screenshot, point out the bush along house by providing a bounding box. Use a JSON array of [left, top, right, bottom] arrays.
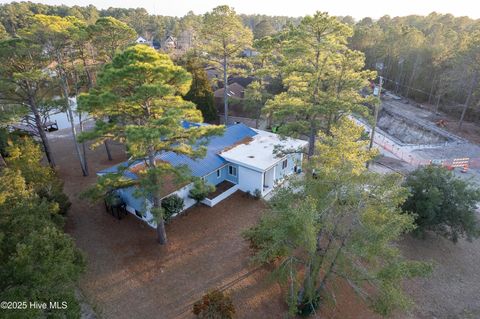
[[98, 123, 308, 227]]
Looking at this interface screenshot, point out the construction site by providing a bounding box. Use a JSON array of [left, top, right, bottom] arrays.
[[353, 91, 480, 184]]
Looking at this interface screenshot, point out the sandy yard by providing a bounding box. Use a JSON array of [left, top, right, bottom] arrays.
[[49, 128, 378, 319], [45, 106, 480, 319]]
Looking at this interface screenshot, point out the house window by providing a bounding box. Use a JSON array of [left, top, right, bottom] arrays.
[[216, 169, 221, 178], [282, 159, 288, 170], [228, 165, 237, 177]]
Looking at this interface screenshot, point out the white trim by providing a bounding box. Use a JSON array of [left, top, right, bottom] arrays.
[[202, 164, 228, 180], [222, 158, 264, 172]]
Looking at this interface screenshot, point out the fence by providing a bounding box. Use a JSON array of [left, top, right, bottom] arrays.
[[350, 115, 480, 170], [373, 134, 480, 170]]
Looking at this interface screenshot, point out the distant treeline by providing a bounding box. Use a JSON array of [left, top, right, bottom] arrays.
[[349, 13, 480, 122], [0, 2, 301, 41], [1, 2, 480, 121]]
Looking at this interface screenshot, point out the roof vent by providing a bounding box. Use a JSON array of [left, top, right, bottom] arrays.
[[248, 155, 255, 158]]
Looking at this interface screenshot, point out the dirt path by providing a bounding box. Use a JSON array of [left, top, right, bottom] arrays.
[[49, 128, 378, 319]]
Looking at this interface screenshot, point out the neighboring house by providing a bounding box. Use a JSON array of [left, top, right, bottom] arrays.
[[214, 81, 262, 123], [162, 35, 177, 50], [205, 67, 221, 86], [136, 36, 148, 44], [135, 36, 154, 47], [98, 122, 307, 228], [214, 82, 246, 117], [241, 48, 260, 57], [177, 30, 194, 51], [214, 82, 245, 100], [228, 76, 254, 88]]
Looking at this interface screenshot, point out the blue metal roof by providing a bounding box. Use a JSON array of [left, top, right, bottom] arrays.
[[98, 123, 257, 178]]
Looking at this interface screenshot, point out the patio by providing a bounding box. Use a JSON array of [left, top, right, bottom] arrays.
[[202, 180, 239, 207], [207, 180, 236, 199]]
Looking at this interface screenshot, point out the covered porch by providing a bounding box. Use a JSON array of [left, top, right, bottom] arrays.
[[263, 166, 275, 195]]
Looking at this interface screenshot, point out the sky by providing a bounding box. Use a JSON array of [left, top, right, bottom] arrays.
[[1, 0, 480, 19]]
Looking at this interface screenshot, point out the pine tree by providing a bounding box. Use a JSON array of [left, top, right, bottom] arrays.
[[0, 38, 56, 166], [200, 5, 253, 125], [264, 12, 376, 156], [79, 45, 223, 244], [245, 118, 431, 316], [184, 57, 218, 123]]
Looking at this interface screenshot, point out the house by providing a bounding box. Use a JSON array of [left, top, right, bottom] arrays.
[[205, 67, 221, 86], [214, 82, 245, 100], [214, 81, 262, 124], [228, 76, 254, 88], [98, 123, 307, 228], [162, 35, 177, 50], [177, 30, 194, 51], [241, 48, 260, 57], [214, 82, 246, 118], [135, 36, 148, 44], [135, 36, 154, 47]]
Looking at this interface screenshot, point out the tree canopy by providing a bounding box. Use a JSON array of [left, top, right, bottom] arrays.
[[403, 165, 480, 242], [245, 118, 431, 316], [0, 137, 84, 318], [79, 45, 224, 244], [183, 56, 218, 123], [0, 37, 57, 166], [264, 12, 375, 156], [89, 16, 136, 63], [200, 5, 253, 124]]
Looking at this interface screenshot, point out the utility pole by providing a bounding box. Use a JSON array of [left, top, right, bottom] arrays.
[[367, 76, 383, 168]]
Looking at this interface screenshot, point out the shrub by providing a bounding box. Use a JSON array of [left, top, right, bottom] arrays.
[[161, 194, 184, 221], [403, 165, 480, 242], [193, 290, 235, 319], [189, 179, 215, 204], [5, 138, 71, 218], [253, 188, 262, 199]]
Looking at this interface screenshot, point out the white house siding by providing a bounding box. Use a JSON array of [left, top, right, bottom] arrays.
[[237, 165, 263, 194], [124, 182, 197, 229], [165, 182, 197, 211], [274, 153, 303, 182]]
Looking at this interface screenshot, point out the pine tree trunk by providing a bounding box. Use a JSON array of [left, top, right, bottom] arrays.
[[308, 122, 317, 158], [434, 94, 442, 115], [59, 71, 88, 176], [78, 112, 89, 175], [65, 101, 88, 176], [458, 70, 478, 130], [148, 149, 167, 245], [30, 96, 55, 167], [104, 141, 113, 161], [156, 217, 168, 245], [428, 72, 437, 104], [0, 153, 6, 168], [316, 229, 351, 296], [223, 55, 229, 125]]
